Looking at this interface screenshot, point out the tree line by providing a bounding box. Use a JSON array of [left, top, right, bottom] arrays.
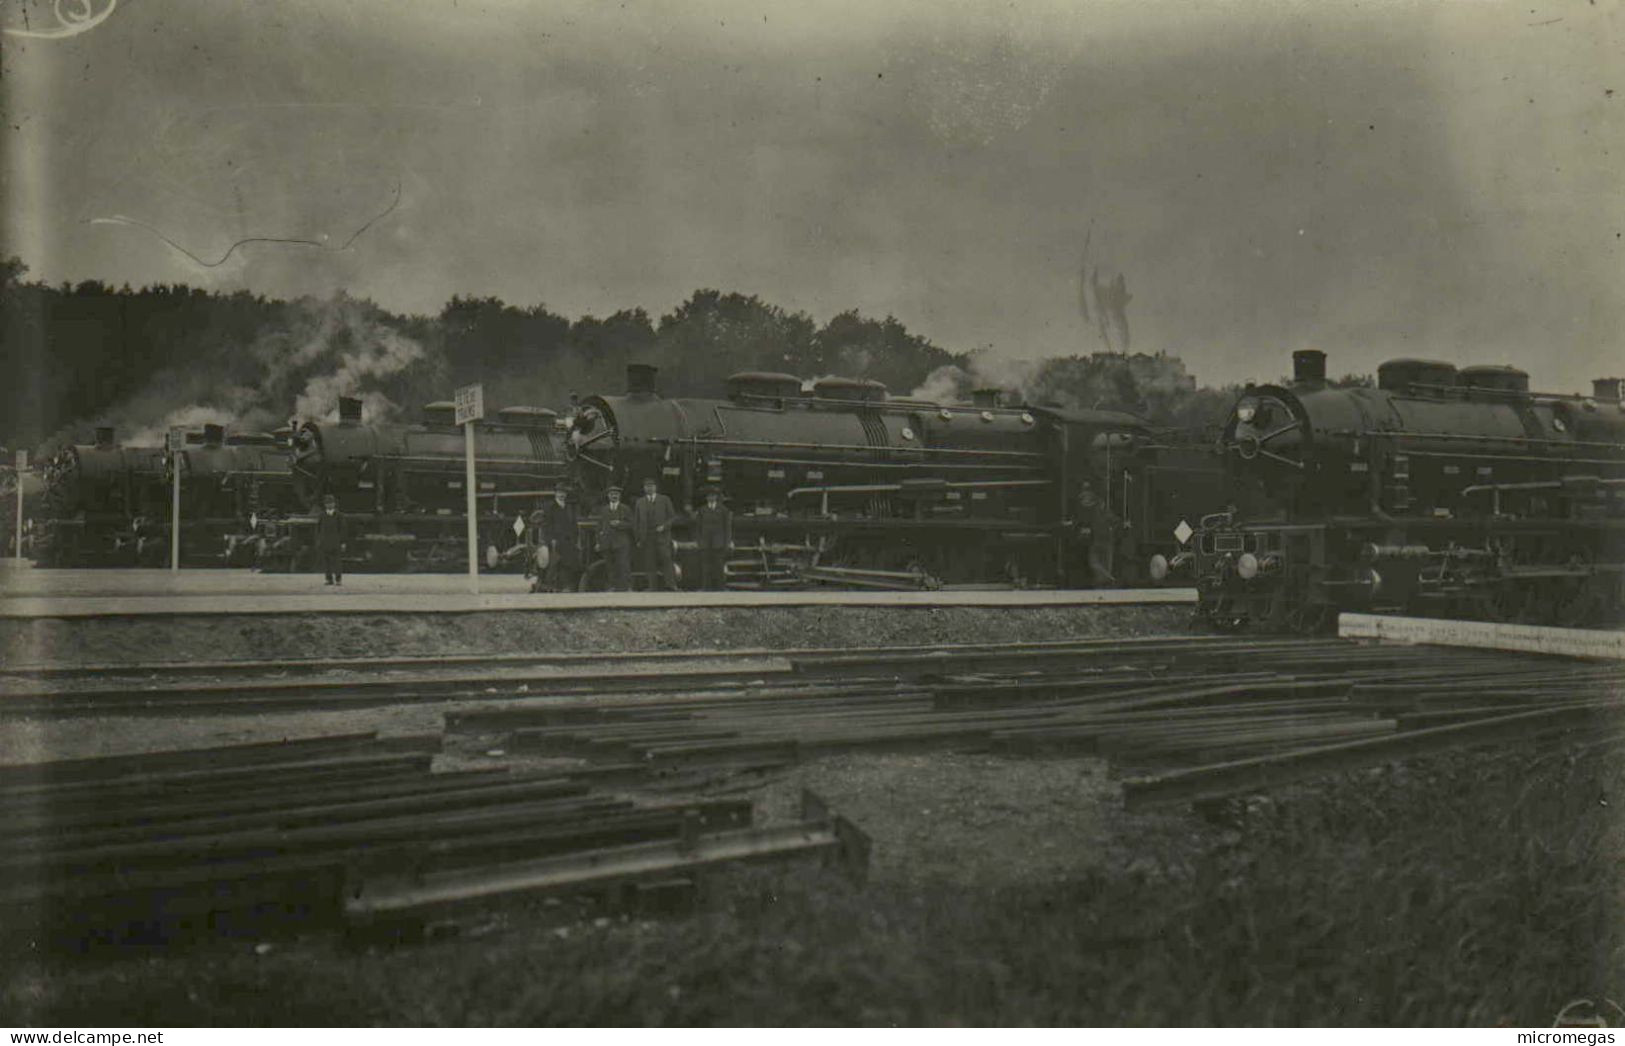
[[0, 257, 1254, 454]]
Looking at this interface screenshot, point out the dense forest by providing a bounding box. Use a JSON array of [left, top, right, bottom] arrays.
[[0, 257, 1244, 456]]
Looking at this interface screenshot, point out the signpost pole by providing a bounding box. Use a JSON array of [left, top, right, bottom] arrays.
[[455, 384, 485, 594], [464, 420, 478, 591], [168, 428, 183, 571], [13, 450, 25, 562]]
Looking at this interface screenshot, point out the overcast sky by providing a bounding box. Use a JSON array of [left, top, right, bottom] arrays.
[[2, 0, 1620, 390]]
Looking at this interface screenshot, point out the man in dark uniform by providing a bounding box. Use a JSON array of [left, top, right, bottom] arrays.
[[1073, 479, 1116, 587], [314, 494, 345, 585], [594, 484, 634, 591], [543, 486, 583, 593], [693, 485, 732, 590], [633, 476, 679, 591]]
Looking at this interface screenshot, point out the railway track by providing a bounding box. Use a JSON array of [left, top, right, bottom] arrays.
[[5, 632, 1622, 949]]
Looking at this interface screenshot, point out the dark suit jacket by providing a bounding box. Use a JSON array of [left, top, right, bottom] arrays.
[[595, 501, 634, 551], [633, 493, 677, 544], [313, 509, 344, 552], [694, 504, 732, 549], [544, 502, 581, 564]]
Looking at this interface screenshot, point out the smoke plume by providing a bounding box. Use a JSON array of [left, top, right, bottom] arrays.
[[110, 294, 431, 447]]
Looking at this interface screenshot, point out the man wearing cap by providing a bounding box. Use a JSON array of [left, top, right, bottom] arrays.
[[633, 476, 679, 591], [1073, 479, 1116, 587], [313, 494, 346, 586], [694, 485, 732, 590], [543, 486, 583, 593], [594, 484, 634, 591]]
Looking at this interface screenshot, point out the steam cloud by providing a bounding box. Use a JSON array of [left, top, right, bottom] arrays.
[[115, 294, 429, 447]]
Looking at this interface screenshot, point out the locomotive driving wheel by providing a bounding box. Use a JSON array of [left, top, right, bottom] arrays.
[[1203, 593, 1248, 633], [1289, 601, 1334, 635], [1478, 579, 1526, 623], [1551, 552, 1602, 628]]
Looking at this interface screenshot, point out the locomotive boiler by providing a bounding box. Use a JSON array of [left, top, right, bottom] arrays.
[[563, 364, 1180, 589], [1191, 349, 1625, 630], [259, 396, 570, 571]]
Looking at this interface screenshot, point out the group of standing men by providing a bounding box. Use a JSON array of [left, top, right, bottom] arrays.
[[528, 477, 733, 593]]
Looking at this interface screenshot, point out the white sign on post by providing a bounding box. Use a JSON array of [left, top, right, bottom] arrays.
[[454, 383, 485, 426], [455, 384, 484, 591], [167, 427, 185, 571]]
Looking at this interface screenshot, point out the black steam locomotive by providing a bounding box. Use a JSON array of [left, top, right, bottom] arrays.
[[34, 425, 300, 567], [25, 367, 1231, 588], [1190, 350, 1625, 630], [561, 364, 1224, 589], [254, 396, 571, 572]]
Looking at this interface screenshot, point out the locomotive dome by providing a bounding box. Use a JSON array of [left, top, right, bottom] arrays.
[[1376, 358, 1458, 392], [494, 405, 559, 427], [1457, 364, 1530, 395], [725, 372, 803, 400], [811, 376, 888, 402]]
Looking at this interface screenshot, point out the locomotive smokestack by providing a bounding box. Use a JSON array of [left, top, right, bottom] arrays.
[[971, 388, 1001, 409], [1593, 377, 1623, 404], [94, 426, 115, 448], [338, 397, 364, 425], [1292, 349, 1327, 385], [203, 423, 225, 446], [626, 363, 659, 397]]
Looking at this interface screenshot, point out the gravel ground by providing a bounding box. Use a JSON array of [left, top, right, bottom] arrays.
[[753, 752, 1120, 889], [0, 605, 1191, 667]]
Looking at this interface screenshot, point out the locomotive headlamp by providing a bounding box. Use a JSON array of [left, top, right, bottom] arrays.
[[1148, 554, 1169, 581], [979, 411, 995, 422], [939, 409, 953, 421], [1020, 413, 1035, 425], [900, 427, 915, 441], [1236, 404, 1256, 423], [1236, 552, 1261, 579]]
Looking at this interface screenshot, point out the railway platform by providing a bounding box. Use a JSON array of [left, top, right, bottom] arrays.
[[1339, 612, 1625, 661], [0, 567, 1197, 619]]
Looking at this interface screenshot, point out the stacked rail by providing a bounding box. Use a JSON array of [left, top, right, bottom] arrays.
[[0, 732, 865, 951], [6, 633, 1622, 949], [438, 638, 1625, 810]]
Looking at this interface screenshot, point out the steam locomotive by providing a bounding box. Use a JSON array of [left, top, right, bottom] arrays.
[[559, 364, 1224, 589], [1187, 349, 1625, 630], [33, 425, 300, 567], [253, 396, 570, 572]]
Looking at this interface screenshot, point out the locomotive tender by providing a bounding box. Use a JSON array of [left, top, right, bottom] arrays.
[[1191, 349, 1625, 630]]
